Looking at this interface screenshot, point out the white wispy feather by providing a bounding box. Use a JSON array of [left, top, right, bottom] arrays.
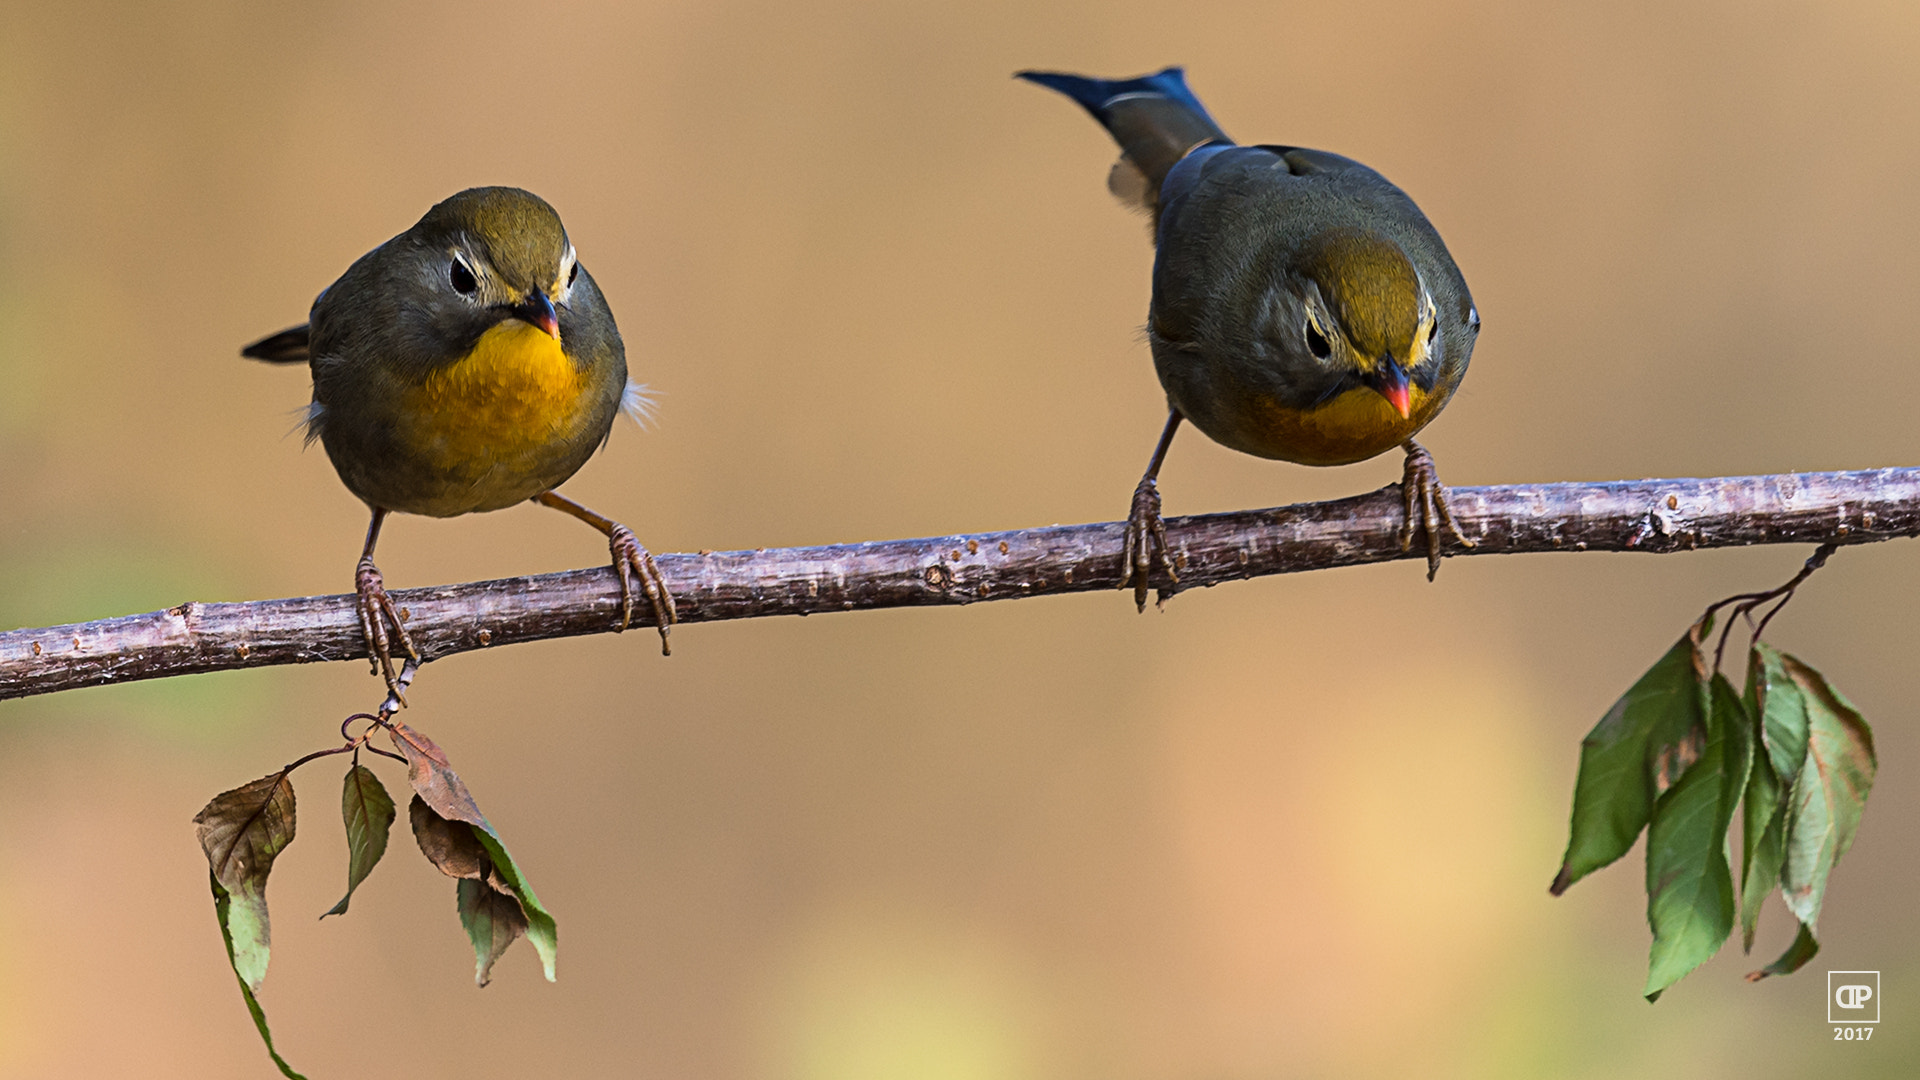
[[621, 379, 660, 429], [286, 400, 325, 445]]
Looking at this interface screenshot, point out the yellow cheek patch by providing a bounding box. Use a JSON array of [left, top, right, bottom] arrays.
[[403, 319, 591, 465], [1245, 383, 1439, 466]]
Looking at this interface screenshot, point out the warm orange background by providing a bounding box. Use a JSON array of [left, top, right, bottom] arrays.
[[2, 1, 1916, 1076]]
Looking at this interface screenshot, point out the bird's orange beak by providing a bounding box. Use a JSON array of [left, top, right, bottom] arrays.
[[511, 289, 560, 338], [1365, 359, 1412, 420]]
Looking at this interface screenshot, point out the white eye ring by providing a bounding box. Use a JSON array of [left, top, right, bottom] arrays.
[[449, 252, 479, 296]]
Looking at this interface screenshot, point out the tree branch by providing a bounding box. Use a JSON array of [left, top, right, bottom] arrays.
[[4, 468, 1916, 700]]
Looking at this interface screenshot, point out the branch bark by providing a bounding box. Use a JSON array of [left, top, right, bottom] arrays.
[[4, 468, 1916, 700]]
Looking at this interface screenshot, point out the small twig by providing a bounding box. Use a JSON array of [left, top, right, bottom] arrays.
[[1709, 541, 1841, 674], [337, 711, 408, 762], [1748, 591, 1796, 645], [3, 469, 1916, 701], [280, 743, 356, 775]]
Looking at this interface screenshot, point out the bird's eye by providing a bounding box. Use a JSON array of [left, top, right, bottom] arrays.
[[1305, 321, 1331, 360], [449, 258, 478, 295], [1468, 306, 1480, 332], [1427, 320, 1439, 345], [567, 261, 580, 287]]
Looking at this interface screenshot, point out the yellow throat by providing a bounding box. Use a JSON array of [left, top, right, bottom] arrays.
[[404, 319, 591, 464], [1247, 382, 1438, 466]]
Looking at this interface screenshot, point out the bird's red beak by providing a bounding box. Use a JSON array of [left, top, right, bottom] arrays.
[[512, 289, 560, 338], [1365, 360, 1412, 420]]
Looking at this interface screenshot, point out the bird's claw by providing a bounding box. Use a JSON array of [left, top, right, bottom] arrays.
[[609, 524, 677, 654], [355, 556, 418, 704], [1398, 440, 1476, 581], [1120, 477, 1177, 612]]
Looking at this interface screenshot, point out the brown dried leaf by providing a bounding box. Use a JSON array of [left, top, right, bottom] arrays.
[[389, 720, 487, 827], [394, 723, 558, 983], [196, 771, 298, 890], [193, 771, 297, 992], [409, 796, 506, 891]]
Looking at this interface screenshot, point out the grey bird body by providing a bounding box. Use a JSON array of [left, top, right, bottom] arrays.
[[291, 187, 629, 516], [1146, 143, 1478, 464], [1020, 65, 1482, 595], [243, 185, 677, 689]]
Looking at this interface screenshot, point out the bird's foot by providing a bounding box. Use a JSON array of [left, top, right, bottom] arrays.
[[1398, 440, 1476, 581], [1120, 477, 1178, 612], [608, 523, 677, 654], [355, 556, 418, 703]]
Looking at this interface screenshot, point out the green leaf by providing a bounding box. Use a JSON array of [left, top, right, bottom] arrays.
[[470, 827, 557, 983], [1738, 648, 1797, 950], [1775, 653, 1876, 932], [211, 875, 309, 1080], [1747, 920, 1821, 981], [397, 724, 560, 986], [1643, 674, 1749, 1000], [193, 771, 297, 992], [1738, 750, 1788, 952], [458, 878, 531, 987], [322, 764, 395, 918], [1553, 629, 1710, 895], [1717, 675, 1754, 851], [1751, 643, 1812, 791]]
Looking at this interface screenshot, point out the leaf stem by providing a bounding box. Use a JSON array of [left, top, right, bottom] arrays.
[[1707, 542, 1841, 674]]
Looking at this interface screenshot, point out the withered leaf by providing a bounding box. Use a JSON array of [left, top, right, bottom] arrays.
[[322, 764, 395, 918], [410, 795, 504, 891], [389, 720, 488, 827], [411, 793, 557, 983], [396, 725, 559, 985], [193, 770, 296, 992], [459, 878, 532, 987]]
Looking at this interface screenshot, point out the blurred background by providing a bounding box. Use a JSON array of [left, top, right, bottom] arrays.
[[1, 1, 1916, 1076]]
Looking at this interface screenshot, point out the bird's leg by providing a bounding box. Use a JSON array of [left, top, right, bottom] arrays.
[[1397, 439, 1476, 581], [533, 490, 677, 654], [353, 507, 418, 703], [1121, 410, 1184, 612]]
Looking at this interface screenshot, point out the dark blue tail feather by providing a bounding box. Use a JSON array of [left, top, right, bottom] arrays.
[[1018, 66, 1232, 202], [1016, 67, 1222, 132]]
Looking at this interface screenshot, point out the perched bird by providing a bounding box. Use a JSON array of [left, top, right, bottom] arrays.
[[1019, 67, 1480, 606], [244, 187, 675, 697]]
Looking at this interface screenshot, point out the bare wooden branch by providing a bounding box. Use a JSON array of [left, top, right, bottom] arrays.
[[4, 469, 1917, 700]]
